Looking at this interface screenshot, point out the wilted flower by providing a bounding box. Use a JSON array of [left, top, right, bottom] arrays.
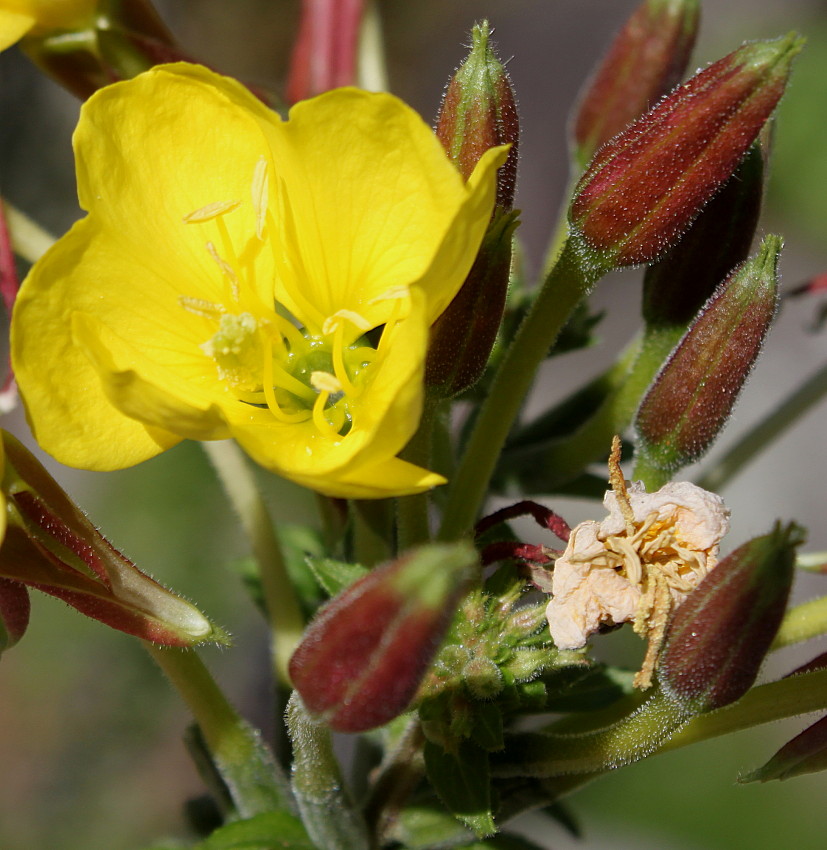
[[546, 441, 729, 687], [11, 63, 505, 498]]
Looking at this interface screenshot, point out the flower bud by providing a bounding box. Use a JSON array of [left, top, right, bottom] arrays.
[[658, 522, 804, 713], [569, 34, 802, 268], [0, 577, 30, 653], [289, 542, 478, 732], [436, 21, 520, 211], [428, 21, 520, 396], [642, 141, 764, 331], [635, 235, 781, 472], [572, 0, 700, 168], [0, 431, 224, 646], [286, 0, 364, 104], [740, 714, 827, 783]]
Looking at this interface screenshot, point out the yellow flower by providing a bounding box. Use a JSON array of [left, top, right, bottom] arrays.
[[11, 64, 505, 497], [0, 0, 96, 51]]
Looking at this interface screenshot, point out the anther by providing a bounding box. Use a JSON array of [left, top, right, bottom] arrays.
[[252, 157, 269, 241], [206, 241, 240, 301], [183, 200, 241, 223]]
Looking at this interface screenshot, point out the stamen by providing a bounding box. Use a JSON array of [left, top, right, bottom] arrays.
[[369, 286, 410, 304], [252, 157, 269, 241], [261, 336, 311, 423], [312, 390, 337, 435], [322, 310, 372, 336], [183, 200, 241, 223], [311, 371, 343, 394], [609, 435, 636, 535], [206, 241, 240, 302], [178, 295, 226, 318]]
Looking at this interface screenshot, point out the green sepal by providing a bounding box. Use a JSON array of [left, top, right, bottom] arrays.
[[194, 811, 314, 850], [470, 701, 505, 751], [305, 555, 369, 597], [424, 738, 497, 837]]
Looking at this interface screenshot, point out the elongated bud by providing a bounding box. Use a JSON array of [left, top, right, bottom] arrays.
[[659, 522, 804, 712], [572, 0, 700, 168], [436, 21, 520, 210], [0, 431, 225, 646], [0, 577, 30, 653], [286, 0, 364, 104], [289, 542, 478, 732], [428, 21, 519, 396], [635, 235, 782, 473], [642, 141, 764, 331], [426, 210, 518, 396], [570, 34, 802, 268], [740, 714, 827, 783]]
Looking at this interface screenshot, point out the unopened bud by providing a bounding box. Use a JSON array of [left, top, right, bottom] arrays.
[[570, 34, 802, 268], [572, 0, 700, 167], [436, 20, 519, 211], [0, 431, 224, 646], [0, 577, 30, 653], [289, 542, 478, 732], [635, 235, 781, 473], [428, 21, 519, 396], [659, 522, 804, 712], [642, 142, 764, 332], [740, 714, 827, 783]]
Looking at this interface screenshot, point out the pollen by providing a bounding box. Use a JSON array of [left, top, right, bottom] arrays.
[[310, 371, 343, 394]]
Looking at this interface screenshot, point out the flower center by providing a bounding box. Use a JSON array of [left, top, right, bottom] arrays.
[[179, 160, 404, 439]]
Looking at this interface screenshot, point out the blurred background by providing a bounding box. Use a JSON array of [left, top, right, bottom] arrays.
[[2, 1, 827, 847]]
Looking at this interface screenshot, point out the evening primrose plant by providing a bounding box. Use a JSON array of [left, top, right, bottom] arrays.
[[4, 1, 827, 848]]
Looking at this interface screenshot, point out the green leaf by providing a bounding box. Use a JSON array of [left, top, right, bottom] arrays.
[[424, 739, 496, 837], [195, 812, 314, 850], [305, 555, 369, 597], [470, 701, 505, 751]]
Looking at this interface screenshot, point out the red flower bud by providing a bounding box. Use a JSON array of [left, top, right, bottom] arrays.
[[0, 431, 224, 646], [635, 235, 781, 474], [289, 543, 478, 732], [658, 522, 804, 712], [570, 34, 802, 267], [435, 20, 520, 211], [286, 0, 364, 104], [0, 578, 30, 653], [740, 713, 827, 783], [573, 0, 700, 167]]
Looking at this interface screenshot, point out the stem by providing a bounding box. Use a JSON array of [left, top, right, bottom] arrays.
[[659, 667, 827, 753], [146, 643, 291, 816], [697, 359, 827, 492], [357, 0, 388, 92], [772, 594, 827, 650], [363, 718, 426, 847], [439, 238, 600, 540], [1, 199, 55, 263], [397, 397, 438, 551], [286, 692, 371, 850], [202, 440, 304, 688]]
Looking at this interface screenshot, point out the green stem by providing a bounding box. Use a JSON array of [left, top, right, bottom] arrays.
[[286, 692, 371, 850], [772, 594, 827, 650], [146, 643, 291, 816], [659, 667, 827, 753], [439, 238, 600, 540], [697, 359, 827, 492], [632, 453, 672, 492], [202, 440, 304, 688], [2, 199, 55, 262], [397, 397, 439, 551]]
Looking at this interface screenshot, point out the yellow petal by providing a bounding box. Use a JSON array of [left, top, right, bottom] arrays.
[[11, 220, 182, 470], [73, 64, 280, 313], [0, 10, 34, 51], [72, 312, 231, 441], [266, 88, 501, 329]]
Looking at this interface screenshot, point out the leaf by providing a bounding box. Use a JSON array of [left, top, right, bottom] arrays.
[[305, 555, 368, 597], [740, 714, 827, 783], [424, 739, 496, 837], [195, 812, 315, 850], [470, 702, 505, 752]]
